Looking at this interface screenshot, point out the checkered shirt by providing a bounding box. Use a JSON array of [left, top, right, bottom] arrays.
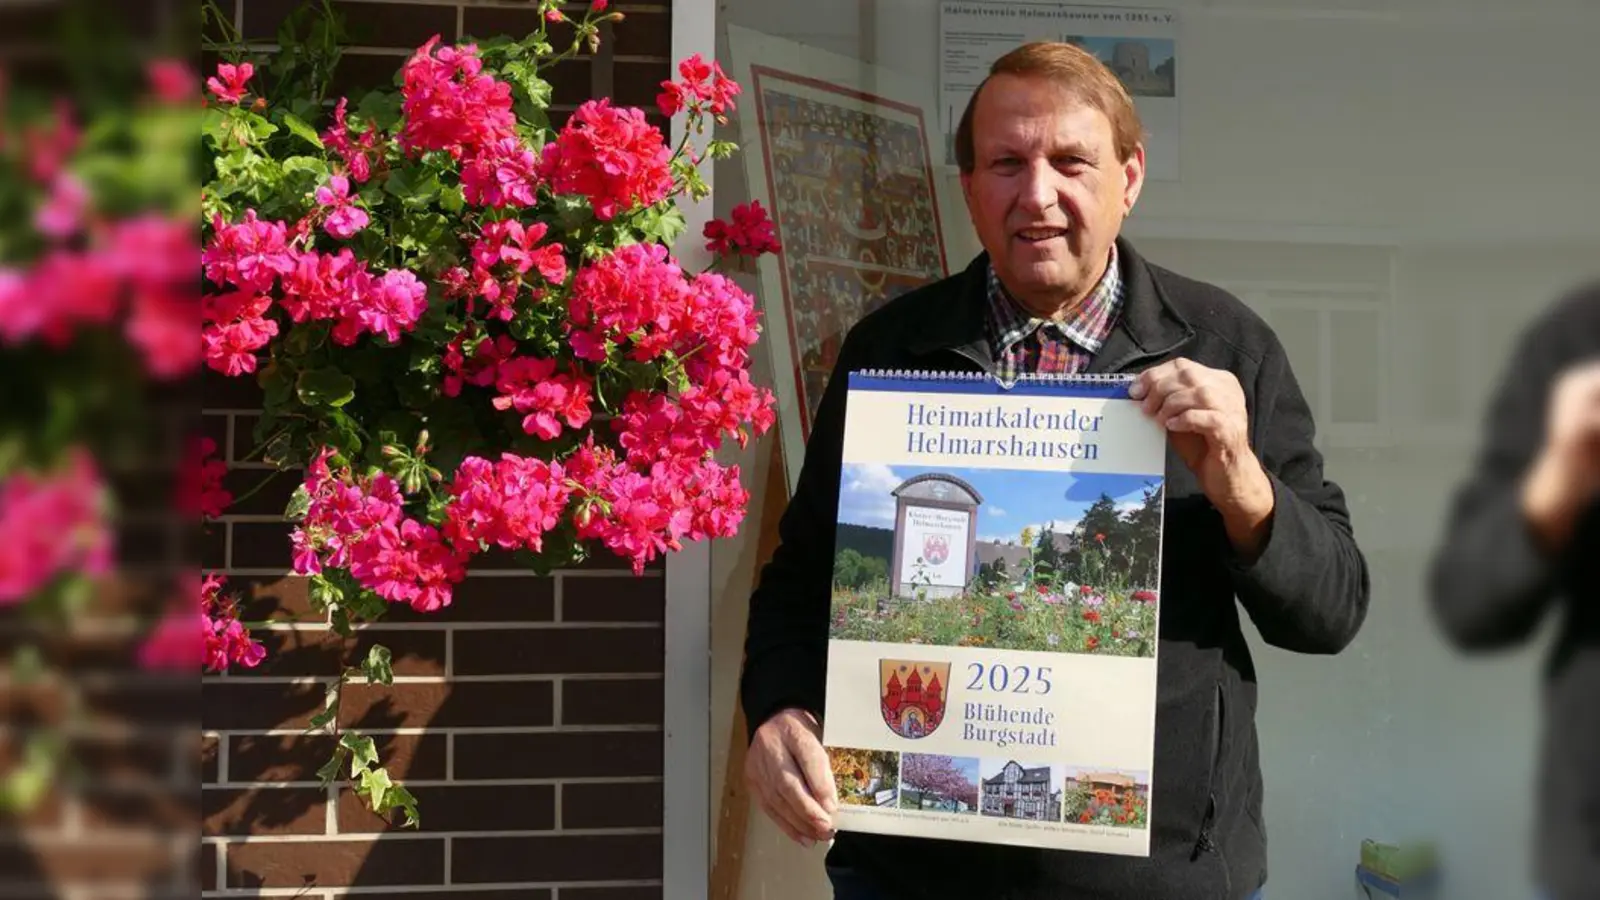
[[984, 244, 1124, 384]]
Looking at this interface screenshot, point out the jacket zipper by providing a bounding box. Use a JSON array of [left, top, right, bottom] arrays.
[[1192, 684, 1231, 894]]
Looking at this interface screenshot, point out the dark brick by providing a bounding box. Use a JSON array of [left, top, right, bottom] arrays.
[[562, 781, 662, 830], [547, 58, 593, 107], [339, 784, 554, 833], [455, 731, 660, 779], [204, 787, 326, 836], [199, 414, 232, 460], [202, 368, 264, 409], [0, 840, 182, 888], [222, 467, 300, 516], [328, 53, 406, 99], [192, 520, 228, 570], [461, 7, 576, 46], [106, 465, 177, 514], [611, 11, 671, 59], [230, 574, 322, 623], [203, 735, 220, 783], [231, 520, 294, 569], [202, 681, 326, 731], [83, 786, 201, 833], [563, 678, 663, 726], [452, 834, 661, 883], [335, 892, 549, 900], [229, 734, 446, 784], [242, 629, 445, 678], [452, 628, 661, 677], [0, 684, 66, 728], [340, 680, 554, 730], [564, 888, 665, 900], [615, 60, 670, 109], [83, 678, 198, 729], [226, 838, 444, 888], [73, 734, 185, 784], [244, 0, 456, 48], [201, 841, 217, 892], [382, 575, 554, 623], [115, 517, 171, 566], [562, 575, 664, 623]]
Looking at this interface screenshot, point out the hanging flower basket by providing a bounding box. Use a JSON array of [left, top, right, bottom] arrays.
[[198, 0, 782, 824]]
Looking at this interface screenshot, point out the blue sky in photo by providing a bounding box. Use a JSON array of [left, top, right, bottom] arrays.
[[838, 464, 1162, 544], [1074, 36, 1175, 70], [905, 753, 981, 788]]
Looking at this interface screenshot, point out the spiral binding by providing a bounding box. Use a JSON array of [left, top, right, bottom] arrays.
[[856, 368, 1135, 387]]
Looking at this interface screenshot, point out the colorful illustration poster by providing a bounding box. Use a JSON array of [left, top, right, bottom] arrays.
[[726, 26, 952, 494], [937, 2, 1180, 180], [823, 371, 1166, 855]]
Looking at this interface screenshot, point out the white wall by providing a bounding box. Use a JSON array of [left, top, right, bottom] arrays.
[[708, 1, 1600, 898]]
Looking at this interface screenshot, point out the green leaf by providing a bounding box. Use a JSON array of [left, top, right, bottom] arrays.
[[340, 732, 380, 775], [361, 645, 394, 686], [280, 111, 325, 149], [284, 483, 312, 521], [309, 573, 343, 613], [635, 204, 688, 245], [296, 368, 357, 408], [315, 747, 347, 787], [439, 183, 465, 213], [387, 783, 421, 829], [355, 90, 403, 132], [309, 701, 338, 732], [331, 606, 354, 637], [706, 139, 738, 160], [358, 766, 393, 812]]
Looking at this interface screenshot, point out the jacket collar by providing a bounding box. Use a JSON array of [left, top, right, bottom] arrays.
[[906, 236, 1195, 375]]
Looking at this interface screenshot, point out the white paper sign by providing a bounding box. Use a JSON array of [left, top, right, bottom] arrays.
[[937, 1, 1180, 181]]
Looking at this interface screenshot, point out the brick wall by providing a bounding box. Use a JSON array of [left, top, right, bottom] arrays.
[[199, 1, 674, 897]]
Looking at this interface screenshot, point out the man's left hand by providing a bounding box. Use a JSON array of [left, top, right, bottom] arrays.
[[1130, 358, 1276, 560]]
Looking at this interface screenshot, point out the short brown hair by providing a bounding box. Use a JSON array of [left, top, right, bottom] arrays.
[[954, 41, 1144, 172]]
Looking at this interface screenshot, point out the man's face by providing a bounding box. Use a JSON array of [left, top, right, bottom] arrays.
[[960, 74, 1145, 316]]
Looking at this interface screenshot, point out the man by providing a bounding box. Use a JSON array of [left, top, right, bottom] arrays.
[[739, 41, 1370, 899], [1427, 286, 1600, 900]]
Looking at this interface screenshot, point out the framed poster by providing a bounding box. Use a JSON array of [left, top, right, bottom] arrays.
[[725, 25, 953, 495], [937, 2, 1180, 181]]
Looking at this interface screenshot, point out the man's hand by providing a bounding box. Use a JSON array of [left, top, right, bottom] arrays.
[[1130, 358, 1276, 560], [743, 707, 837, 847], [1521, 359, 1600, 553]]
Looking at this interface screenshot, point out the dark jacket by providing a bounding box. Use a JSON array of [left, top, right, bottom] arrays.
[[740, 238, 1371, 899], [1427, 284, 1600, 900]]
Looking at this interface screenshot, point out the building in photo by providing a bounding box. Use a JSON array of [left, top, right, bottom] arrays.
[[980, 760, 1060, 821]]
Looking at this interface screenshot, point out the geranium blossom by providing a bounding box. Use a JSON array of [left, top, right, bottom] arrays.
[[0, 450, 112, 606], [444, 454, 572, 554], [656, 53, 741, 118], [398, 36, 516, 159], [461, 135, 541, 208], [320, 97, 382, 183], [206, 62, 254, 104], [315, 174, 369, 239], [538, 98, 673, 220], [176, 436, 233, 519], [492, 356, 593, 439], [703, 200, 780, 258]]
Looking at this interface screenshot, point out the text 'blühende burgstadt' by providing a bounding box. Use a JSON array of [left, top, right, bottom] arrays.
[[963, 702, 1059, 749], [903, 402, 1105, 461]]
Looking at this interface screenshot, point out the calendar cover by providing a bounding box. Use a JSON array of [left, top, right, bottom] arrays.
[[822, 370, 1167, 855]]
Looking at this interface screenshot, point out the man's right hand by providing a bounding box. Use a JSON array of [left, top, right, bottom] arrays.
[[743, 707, 838, 847], [1522, 359, 1600, 552]]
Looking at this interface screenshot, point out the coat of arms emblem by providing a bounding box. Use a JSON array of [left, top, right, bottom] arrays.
[[922, 534, 950, 566], [879, 659, 950, 739]]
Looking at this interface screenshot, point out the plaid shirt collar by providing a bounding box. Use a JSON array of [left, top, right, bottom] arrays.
[[985, 243, 1124, 368]]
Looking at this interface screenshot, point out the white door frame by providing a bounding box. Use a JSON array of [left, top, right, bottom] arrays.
[[664, 0, 717, 895]]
